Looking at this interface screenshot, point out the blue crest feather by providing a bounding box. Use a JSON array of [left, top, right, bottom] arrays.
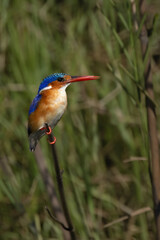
[[38, 73, 67, 93]]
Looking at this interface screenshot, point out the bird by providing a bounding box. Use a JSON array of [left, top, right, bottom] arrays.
[[28, 73, 99, 151]]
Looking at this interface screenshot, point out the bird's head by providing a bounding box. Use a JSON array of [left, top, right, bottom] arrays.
[[38, 73, 99, 94]]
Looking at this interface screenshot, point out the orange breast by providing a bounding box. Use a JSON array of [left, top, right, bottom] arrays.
[[29, 88, 67, 132]]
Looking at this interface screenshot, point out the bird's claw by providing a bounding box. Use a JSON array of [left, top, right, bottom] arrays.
[[47, 136, 56, 145], [43, 125, 57, 145], [45, 126, 52, 135]]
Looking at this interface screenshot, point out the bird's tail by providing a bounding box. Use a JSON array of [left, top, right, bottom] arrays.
[[29, 135, 38, 152], [29, 128, 46, 151]]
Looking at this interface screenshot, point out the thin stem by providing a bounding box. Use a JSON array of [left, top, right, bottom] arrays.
[[45, 123, 76, 240], [45, 206, 72, 231], [34, 144, 71, 240]]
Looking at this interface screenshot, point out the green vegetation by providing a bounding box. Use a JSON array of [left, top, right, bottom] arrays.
[[1, 0, 160, 239]]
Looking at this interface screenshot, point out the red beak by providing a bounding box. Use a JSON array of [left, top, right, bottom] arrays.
[[66, 75, 100, 83]]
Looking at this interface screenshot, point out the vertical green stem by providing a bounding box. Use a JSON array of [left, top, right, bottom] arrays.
[[45, 123, 76, 240]]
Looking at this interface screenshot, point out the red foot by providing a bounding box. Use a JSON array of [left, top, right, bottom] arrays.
[[48, 136, 56, 145], [42, 126, 57, 145], [45, 126, 52, 135]]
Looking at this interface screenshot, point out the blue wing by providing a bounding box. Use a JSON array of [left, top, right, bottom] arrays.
[[29, 94, 42, 115]]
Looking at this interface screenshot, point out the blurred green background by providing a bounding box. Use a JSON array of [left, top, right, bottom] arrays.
[[1, 0, 160, 239]]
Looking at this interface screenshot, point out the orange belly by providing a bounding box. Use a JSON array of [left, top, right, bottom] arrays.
[[29, 89, 67, 132]]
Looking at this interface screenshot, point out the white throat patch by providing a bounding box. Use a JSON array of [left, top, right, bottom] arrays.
[[59, 83, 70, 91]]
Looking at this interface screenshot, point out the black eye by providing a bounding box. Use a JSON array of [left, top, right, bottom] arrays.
[[57, 77, 64, 82]]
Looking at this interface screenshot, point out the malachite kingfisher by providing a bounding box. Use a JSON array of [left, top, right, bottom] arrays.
[[28, 73, 99, 151]]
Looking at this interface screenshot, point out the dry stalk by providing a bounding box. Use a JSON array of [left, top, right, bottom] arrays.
[[132, 0, 160, 239], [103, 207, 152, 228]]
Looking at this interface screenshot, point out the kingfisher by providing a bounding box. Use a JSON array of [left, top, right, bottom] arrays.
[[28, 73, 99, 151]]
